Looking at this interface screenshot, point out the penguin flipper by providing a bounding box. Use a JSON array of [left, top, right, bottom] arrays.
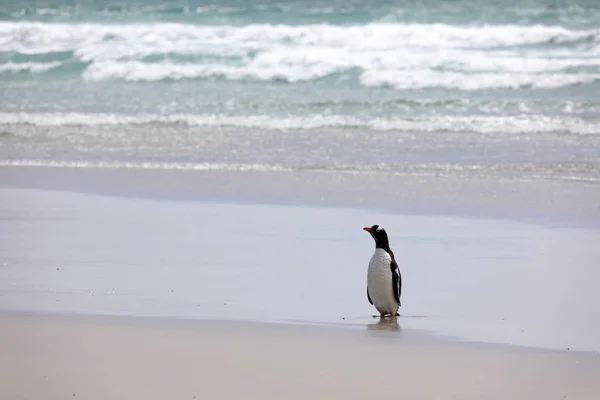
[[367, 287, 373, 305], [391, 259, 401, 306]]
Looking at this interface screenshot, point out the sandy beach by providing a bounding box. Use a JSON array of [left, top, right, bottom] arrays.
[[1, 166, 600, 399], [2, 165, 600, 226], [2, 312, 600, 400], [2, 167, 600, 350]]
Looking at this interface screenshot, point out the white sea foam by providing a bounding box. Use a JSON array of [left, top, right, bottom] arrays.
[[82, 60, 351, 82], [80, 58, 600, 89], [1, 159, 597, 183], [0, 61, 63, 73], [1, 112, 597, 135], [0, 159, 292, 172], [1, 21, 596, 57], [360, 69, 600, 90], [1, 22, 595, 55], [1, 21, 599, 88]]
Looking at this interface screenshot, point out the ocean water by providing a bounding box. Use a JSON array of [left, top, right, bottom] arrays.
[[1, 0, 599, 180]]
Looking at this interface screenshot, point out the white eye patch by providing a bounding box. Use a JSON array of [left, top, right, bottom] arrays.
[[376, 225, 383, 232]]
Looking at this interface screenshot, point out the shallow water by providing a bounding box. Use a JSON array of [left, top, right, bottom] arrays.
[[1, 187, 599, 352], [1, 0, 600, 181]]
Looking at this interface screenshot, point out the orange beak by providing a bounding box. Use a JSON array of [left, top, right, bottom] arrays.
[[363, 227, 372, 232]]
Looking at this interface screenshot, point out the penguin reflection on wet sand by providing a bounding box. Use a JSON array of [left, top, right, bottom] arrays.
[[367, 317, 401, 332], [363, 225, 401, 319]]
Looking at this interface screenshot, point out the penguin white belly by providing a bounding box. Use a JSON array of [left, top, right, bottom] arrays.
[[367, 249, 398, 315]]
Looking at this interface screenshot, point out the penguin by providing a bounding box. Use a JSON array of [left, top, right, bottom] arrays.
[[363, 225, 401, 318]]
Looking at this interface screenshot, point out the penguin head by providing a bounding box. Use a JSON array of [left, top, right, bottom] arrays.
[[363, 224, 389, 248]]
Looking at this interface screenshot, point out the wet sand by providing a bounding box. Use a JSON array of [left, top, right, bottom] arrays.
[[1, 165, 600, 399], [2, 165, 600, 226], [2, 167, 600, 350], [2, 312, 599, 400]]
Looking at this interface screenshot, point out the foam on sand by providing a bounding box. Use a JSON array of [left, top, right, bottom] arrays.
[[1, 111, 598, 135]]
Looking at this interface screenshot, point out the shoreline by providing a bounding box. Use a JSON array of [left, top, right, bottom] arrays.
[[2, 165, 600, 228], [1, 308, 597, 356]]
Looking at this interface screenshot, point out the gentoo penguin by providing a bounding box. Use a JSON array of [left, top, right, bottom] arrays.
[[363, 225, 401, 318]]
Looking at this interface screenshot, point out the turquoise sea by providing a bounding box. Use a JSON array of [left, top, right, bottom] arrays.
[[1, 0, 599, 180]]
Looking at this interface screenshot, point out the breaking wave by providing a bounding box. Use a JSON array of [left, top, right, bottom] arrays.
[[1, 21, 600, 89]]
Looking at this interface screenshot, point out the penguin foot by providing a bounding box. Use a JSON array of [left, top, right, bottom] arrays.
[[372, 314, 387, 318], [372, 313, 398, 319]]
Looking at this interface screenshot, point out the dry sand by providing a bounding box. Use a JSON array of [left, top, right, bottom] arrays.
[[2, 312, 599, 400]]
